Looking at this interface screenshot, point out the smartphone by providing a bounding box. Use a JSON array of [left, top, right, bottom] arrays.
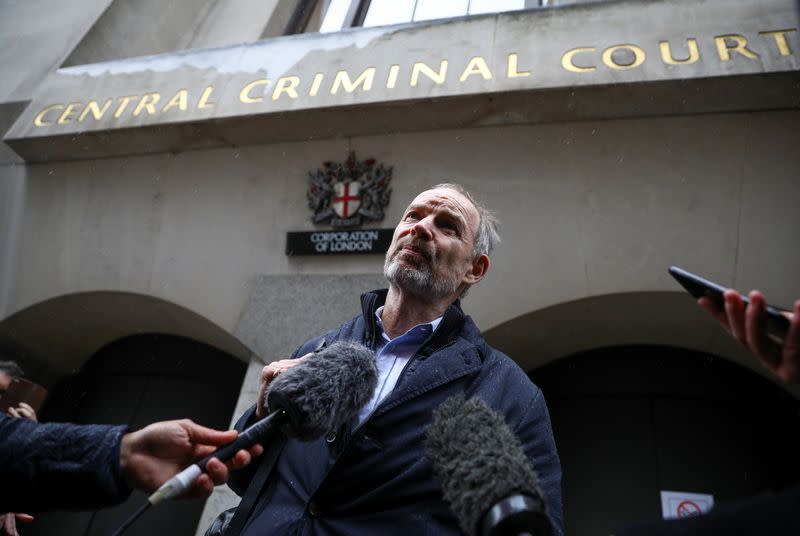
[[0, 377, 48, 413], [668, 265, 790, 340]]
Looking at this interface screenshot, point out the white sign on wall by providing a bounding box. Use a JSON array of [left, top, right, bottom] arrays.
[[660, 490, 715, 520]]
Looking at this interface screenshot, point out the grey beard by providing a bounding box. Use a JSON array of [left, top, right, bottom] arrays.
[[384, 256, 460, 301]]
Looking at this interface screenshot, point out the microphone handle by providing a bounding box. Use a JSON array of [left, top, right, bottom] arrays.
[[196, 409, 287, 472], [148, 409, 289, 505]]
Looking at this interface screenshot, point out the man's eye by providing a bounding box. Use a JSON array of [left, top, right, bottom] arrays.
[[404, 212, 418, 221]]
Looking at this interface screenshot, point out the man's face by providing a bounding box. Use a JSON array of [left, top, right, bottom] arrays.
[[0, 372, 12, 397], [384, 188, 481, 300]]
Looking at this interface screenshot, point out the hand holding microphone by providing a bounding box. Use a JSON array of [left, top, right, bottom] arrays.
[[114, 341, 378, 535], [150, 340, 377, 503], [119, 419, 262, 499]]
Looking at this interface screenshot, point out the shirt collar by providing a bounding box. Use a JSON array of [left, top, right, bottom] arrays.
[[374, 305, 443, 343]]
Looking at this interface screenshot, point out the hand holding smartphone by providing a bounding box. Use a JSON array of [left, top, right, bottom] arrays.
[[668, 265, 791, 341], [0, 377, 47, 415], [669, 265, 799, 384]]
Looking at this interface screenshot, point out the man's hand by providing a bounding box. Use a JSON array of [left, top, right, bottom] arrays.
[[699, 290, 799, 384], [6, 402, 37, 422], [256, 354, 311, 418], [119, 419, 263, 499]]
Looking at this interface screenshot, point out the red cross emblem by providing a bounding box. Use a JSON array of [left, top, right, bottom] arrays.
[[332, 181, 361, 219]]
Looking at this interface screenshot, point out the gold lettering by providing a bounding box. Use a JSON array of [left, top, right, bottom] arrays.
[[197, 86, 215, 109], [273, 76, 300, 100], [162, 90, 188, 112], [602, 44, 646, 70], [79, 99, 113, 122], [562, 47, 596, 72], [659, 39, 699, 65], [309, 73, 324, 96], [239, 79, 270, 103], [410, 61, 448, 86], [330, 67, 376, 94], [459, 56, 493, 81], [507, 53, 531, 78], [715, 34, 759, 61], [386, 65, 400, 89], [57, 102, 81, 124], [33, 104, 64, 126], [133, 93, 161, 116], [760, 29, 796, 56], [114, 96, 138, 118]]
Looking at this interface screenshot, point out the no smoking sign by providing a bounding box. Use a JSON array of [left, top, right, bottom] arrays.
[[660, 490, 714, 519]]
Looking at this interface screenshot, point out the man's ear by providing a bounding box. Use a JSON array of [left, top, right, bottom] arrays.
[[463, 254, 489, 285]]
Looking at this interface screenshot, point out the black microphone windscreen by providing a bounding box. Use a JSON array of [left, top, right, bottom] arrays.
[[265, 340, 378, 440], [425, 395, 547, 536]]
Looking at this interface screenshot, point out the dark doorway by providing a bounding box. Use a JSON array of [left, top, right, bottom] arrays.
[[26, 334, 247, 536], [530, 345, 800, 536]]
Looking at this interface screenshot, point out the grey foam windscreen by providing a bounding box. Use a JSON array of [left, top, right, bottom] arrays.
[[266, 340, 378, 440], [425, 395, 546, 536]]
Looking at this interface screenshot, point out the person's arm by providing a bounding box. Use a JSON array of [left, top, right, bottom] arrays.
[[0, 415, 260, 512], [0, 414, 128, 511], [699, 290, 799, 384]]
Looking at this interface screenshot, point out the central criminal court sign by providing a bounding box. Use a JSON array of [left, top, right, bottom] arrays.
[[25, 29, 797, 130], [4, 0, 798, 161]]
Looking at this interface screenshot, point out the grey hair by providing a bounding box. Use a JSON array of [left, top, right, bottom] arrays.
[[431, 183, 501, 258]]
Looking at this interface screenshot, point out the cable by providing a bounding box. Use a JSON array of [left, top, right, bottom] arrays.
[[111, 501, 151, 536]]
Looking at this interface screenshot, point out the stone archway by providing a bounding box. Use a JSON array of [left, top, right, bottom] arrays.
[[0, 290, 252, 386], [27, 333, 248, 536], [483, 290, 798, 398], [530, 345, 800, 536], [483, 292, 799, 536]]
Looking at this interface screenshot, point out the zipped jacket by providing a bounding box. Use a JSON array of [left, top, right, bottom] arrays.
[[230, 289, 564, 535]]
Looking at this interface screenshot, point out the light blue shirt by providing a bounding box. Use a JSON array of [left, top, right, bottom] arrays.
[[357, 306, 443, 425]]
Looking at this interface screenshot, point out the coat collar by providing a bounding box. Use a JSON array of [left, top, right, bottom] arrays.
[[359, 289, 467, 354], [357, 289, 483, 420]]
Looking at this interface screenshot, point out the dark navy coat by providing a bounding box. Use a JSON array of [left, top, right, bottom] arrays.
[[0, 414, 129, 511], [231, 289, 563, 535]]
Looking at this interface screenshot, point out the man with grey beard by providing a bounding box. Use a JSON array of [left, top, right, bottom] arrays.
[[226, 184, 564, 536]]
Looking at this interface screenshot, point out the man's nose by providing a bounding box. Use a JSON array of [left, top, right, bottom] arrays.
[[410, 216, 433, 240]]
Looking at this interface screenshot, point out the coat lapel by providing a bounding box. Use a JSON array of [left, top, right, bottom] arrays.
[[356, 290, 484, 418]]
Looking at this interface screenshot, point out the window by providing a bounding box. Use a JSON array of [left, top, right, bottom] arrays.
[[363, 0, 528, 27], [361, 0, 417, 27], [301, 0, 545, 34], [319, 0, 359, 33]]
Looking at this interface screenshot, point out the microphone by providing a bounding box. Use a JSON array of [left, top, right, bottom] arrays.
[[425, 395, 553, 536], [265, 339, 380, 440], [147, 340, 378, 505]]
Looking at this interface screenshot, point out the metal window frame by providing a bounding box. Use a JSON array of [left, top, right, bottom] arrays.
[[287, 0, 371, 33], [351, 0, 373, 27], [285, 0, 318, 35]]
